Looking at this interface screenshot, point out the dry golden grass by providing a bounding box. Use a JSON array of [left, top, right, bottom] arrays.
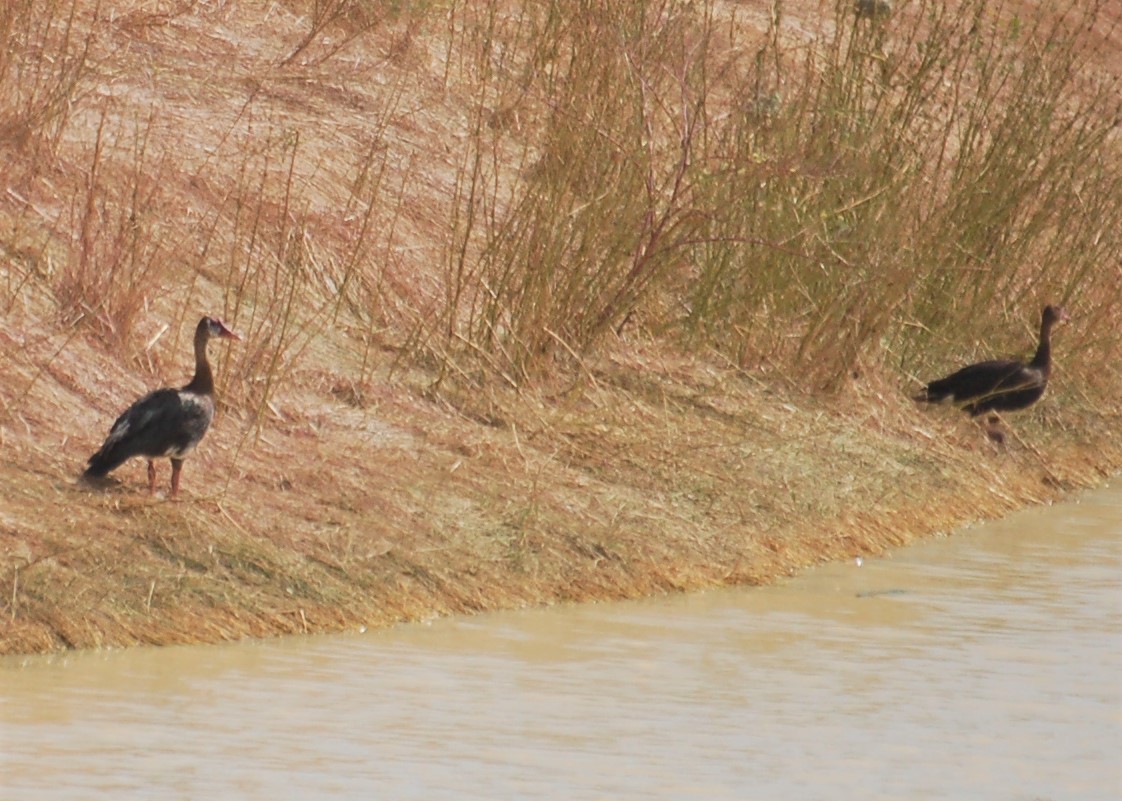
[[1, 0, 1120, 654], [3, 316, 1118, 654]]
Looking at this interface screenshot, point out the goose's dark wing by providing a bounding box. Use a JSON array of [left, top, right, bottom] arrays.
[[923, 359, 1026, 402], [85, 389, 215, 476]]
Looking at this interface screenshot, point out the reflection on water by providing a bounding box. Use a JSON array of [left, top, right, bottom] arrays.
[[3, 484, 1120, 800]]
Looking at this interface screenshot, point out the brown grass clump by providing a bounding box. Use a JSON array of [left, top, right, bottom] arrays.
[[1, 0, 1120, 654]]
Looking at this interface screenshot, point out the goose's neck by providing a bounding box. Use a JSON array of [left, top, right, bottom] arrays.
[[183, 329, 214, 394], [1030, 318, 1053, 371]]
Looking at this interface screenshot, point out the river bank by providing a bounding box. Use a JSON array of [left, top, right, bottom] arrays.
[[3, 332, 1119, 654], [1, 0, 1120, 654]]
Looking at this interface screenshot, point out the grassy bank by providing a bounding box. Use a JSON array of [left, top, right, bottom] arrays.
[[1, 0, 1120, 654]]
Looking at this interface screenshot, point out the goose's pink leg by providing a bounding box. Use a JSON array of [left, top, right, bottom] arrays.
[[170, 459, 184, 499]]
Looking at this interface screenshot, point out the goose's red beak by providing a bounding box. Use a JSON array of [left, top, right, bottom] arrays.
[[216, 321, 240, 340]]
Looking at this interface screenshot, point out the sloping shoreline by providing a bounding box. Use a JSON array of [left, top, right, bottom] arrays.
[[3, 343, 1118, 655]]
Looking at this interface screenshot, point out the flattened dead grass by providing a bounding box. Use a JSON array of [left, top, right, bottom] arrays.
[[3, 312, 1118, 654]]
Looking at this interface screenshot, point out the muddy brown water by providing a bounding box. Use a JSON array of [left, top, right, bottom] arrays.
[[3, 483, 1120, 800]]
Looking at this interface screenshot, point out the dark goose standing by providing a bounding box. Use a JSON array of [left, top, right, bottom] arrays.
[[914, 305, 1070, 430], [84, 316, 238, 497]]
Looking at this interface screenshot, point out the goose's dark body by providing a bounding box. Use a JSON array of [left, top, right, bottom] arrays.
[[919, 359, 1048, 416], [84, 388, 217, 476], [84, 316, 237, 497], [915, 305, 1069, 417]]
